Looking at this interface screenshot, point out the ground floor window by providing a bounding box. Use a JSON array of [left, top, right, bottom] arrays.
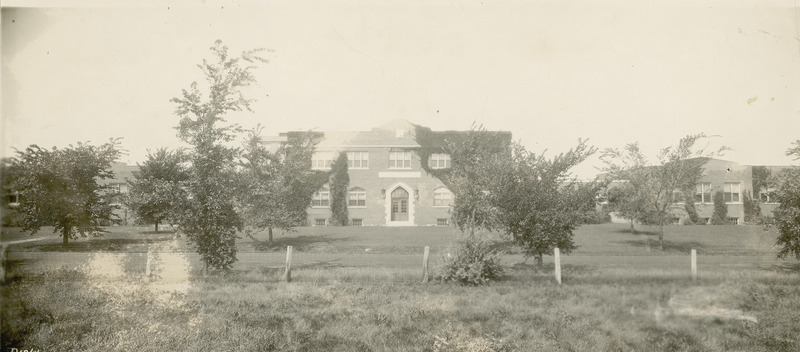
[[314, 218, 327, 226], [437, 218, 449, 226], [433, 187, 453, 207], [311, 187, 330, 207], [351, 218, 363, 226], [723, 182, 741, 203], [727, 217, 740, 225], [348, 187, 366, 207]]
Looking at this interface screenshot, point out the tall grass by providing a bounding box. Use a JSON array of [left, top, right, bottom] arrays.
[[3, 262, 799, 351]]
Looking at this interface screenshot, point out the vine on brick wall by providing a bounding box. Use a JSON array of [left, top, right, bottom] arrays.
[[711, 190, 729, 225], [284, 131, 332, 226], [329, 151, 349, 226], [413, 124, 512, 187]]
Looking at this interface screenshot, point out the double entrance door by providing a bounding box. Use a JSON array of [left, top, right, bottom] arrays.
[[390, 187, 409, 221]]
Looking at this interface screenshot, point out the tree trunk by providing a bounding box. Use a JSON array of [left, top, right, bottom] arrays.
[[268, 227, 274, 246], [658, 224, 665, 251], [630, 218, 636, 234], [62, 229, 69, 246], [536, 252, 543, 267], [155, 220, 159, 234]]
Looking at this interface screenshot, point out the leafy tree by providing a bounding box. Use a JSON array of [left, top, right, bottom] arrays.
[[237, 127, 326, 245], [11, 140, 122, 245], [601, 134, 728, 250], [124, 148, 190, 233], [435, 125, 511, 234], [171, 40, 267, 272], [428, 125, 598, 268], [775, 140, 800, 259], [328, 152, 349, 226], [491, 141, 600, 266]]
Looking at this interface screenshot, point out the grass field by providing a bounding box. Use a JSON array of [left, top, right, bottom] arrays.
[[2, 223, 799, 351], [1, 222, 781, 256]]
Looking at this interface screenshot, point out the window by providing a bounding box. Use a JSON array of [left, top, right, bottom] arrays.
[[389, 149, 411, 169], [760, 187, 778, 204], [428, 153, 451, 169], [347, 151, 369, 169], [7, 192, 19, 207], [672, 189, 685, 203], [723, 182, 741, 203], [727, 217, 740, 225], [437, 218, 449, 226], [348, 187, 366, 207], [312, 151, 334, 170], [433, 187, 453, 207], [314, 218, 327, 226], [694, 183, 712, 203], [351, 218, 363, 226], [311, 187, 330, 207]]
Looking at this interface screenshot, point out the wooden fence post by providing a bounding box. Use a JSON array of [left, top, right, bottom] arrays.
[[554, 247, 562, 285], [422, 246, 430, 283], [146, 248, 152, 278], [1, 245, 7, 283], [284, 246, 293, 282], [691, 249, 697, 282]]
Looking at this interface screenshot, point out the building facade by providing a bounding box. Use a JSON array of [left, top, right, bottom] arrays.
[[298, 120, 464, 227], [605, 158, 789, 225]]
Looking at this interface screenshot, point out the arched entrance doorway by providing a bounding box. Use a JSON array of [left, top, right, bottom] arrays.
[[390, 187, 409, 221]]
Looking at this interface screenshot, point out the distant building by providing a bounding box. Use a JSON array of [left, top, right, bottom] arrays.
[[602, 158, 791, 225], [280, 120, 511, 226]]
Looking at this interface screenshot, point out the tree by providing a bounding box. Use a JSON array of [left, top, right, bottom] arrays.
[[601, 134, 728, 250], [237, 127, 325, 245], [172, 40, 267, 272], [424, 125, 598, 268], [124, 148, 190, 233], [774, 140, 800, 259], [328, 152, 349, 226], [491, 141, 600, 266], [11, 140, 122, 245]]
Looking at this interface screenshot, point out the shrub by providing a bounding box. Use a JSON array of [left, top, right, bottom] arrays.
[[579, 210, 611, 224], [439, 232, 504, 285], [711, 190, 729, 225]]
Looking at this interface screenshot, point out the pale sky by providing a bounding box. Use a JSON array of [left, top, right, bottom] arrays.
[[2, 0, 799, 178]]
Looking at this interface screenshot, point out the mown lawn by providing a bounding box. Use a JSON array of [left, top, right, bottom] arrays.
[[3, 262, 799, 351], [1, 223, 782, 257]]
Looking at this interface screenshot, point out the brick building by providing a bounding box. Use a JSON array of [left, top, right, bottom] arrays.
[[286, 120, 510, 227], [604, 158, 790, 225]]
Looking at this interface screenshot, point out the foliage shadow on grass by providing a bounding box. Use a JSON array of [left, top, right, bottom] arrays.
[[26, 237, 173, 252], [613, 228, 659, 236], [250, 235, 350, 252], [616, 239, 705, 253]]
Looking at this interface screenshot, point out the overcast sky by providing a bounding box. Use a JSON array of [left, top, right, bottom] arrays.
[[2, 0, 799, 178]]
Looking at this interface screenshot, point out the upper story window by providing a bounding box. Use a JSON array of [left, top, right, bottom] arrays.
[[723, 182, 741, 203], [389, 149, 411, 169], [760, 187, 778, 204], [428, 153, 451, 169], [311, 151, 334, 170], [311, 186, 330, 207], [433, 187, 453, 207], [348, 187, 366, 207], [347, 151, 369, 169], [694, 183, 711, 203]]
